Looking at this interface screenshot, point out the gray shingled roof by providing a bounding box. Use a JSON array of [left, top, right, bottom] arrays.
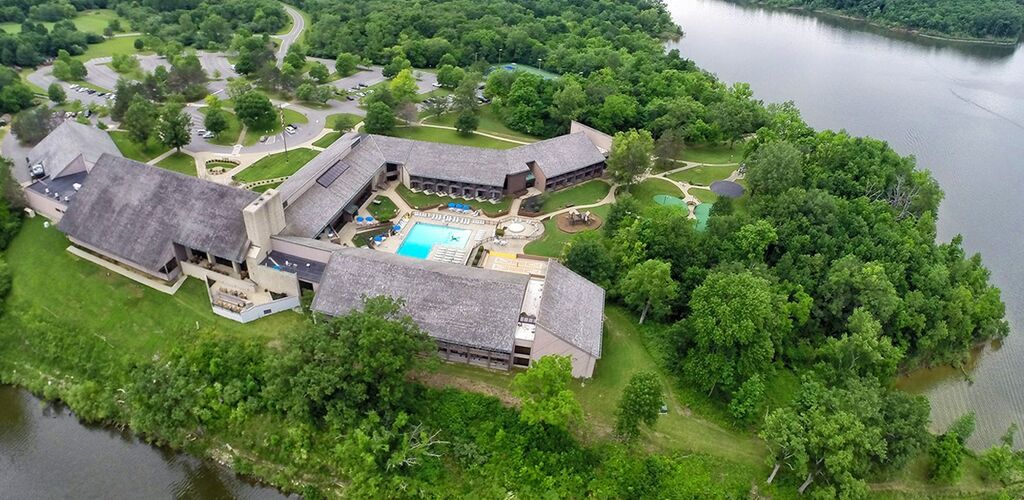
[[536, 261, 605, 358], [370, 135, 521, 187], [508, 132, 607, 179], [58, 154, 259, 271], [280, 136, 385, 237], [312, 248, 530, 353], [28, 121, 121, 179]]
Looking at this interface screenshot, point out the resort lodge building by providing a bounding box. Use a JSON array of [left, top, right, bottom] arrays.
[[19, 123, 609, 378]]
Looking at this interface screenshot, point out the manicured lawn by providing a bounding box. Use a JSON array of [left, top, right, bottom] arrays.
[[154, 152, 196, 176], [312, 131, 342, 148], [396, 184, 511, 217], [199, 108, 242, 146], [72, 36, 143, 62], [251, 181, 283, 193], [18, 68, 45, 94], [1, 9, 127, 35], [433, 305, 768, 466], [678, 143, 743, 164], [367, 195, 399, 221], [667, 165, 737, 186], [325, 112, 362, 132], [523, 204, 611, 257], [352, 227, 391, 248], [108, 131, 169, 162], [387, 126, 520, 150], [624, 178, 685, 210], [425, 105, 538, 143], [241, 108, 308, 146], [0, 219, 303, 361], [535, 180, 611, 214], [689, 187, 718, 204], [232, 148, 318, 183]]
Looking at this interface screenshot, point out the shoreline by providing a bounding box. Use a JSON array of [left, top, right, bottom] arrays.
[[732, 1, 1021, 47]]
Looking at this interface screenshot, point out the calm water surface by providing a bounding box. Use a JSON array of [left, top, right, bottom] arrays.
[[0, 385, 286, 499], [663, 0, 1024, 448]]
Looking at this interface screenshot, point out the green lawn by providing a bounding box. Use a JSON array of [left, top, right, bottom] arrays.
[[251, 181, 283, 193], [387, 126, 520, 150], [108, 131, 169, 162], [424, 105, 538, 143], [434, 306, 768, 466], [352, 227, 391, 248], [242, 108, 308, 146], [0, 219, 303, 361], [667, 165, 737, 186], [18, 68, 45, 94], [535, 180, 611, 214], [232, 148, 318, 183], [312, 131, 342, 148], [367, 195, 399, 221], [625, 178, 685, 210], [678, 143, 743, 164], [1, 9, 127, 35], [326, 112, 362, 132], [396, 184, 511, 217], [206, 160, 236, 172], [154, 152, 196, 177], [523, 204, 611, 257], [199, 108, 242, 146], [72, 36, 143, 62], [689, 187, 718, 204]]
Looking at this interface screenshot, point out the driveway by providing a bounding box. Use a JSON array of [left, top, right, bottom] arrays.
[[26, 67, 112, 107], [327, 66, 386, 92], [274, 5, 304, 66]]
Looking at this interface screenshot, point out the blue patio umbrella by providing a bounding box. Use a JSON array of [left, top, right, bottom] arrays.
[[366, 216, 375, 222], [374, 235, 384, 242], [392, 225, 401, 231], [457, 203, 466, 210], [356, 216, 365, 222], [448, 202, 456, 208]]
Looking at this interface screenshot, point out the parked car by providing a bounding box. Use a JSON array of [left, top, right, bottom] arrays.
[[345, 95, 355, 101], [284, 125, 297, 134], [202, 131, 214, 139], [357, 83, 368, 88], [84, 109, 92, 118], [69, 84, 79, 90], [259, 135, 268, 143], [195, 128, 207, 135], [431, 81, 442, 88], [29, 163, 45, 180]]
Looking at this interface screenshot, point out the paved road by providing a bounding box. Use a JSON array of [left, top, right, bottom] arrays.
[[26, 67, 112, 107], [274, 5, 305, 66]]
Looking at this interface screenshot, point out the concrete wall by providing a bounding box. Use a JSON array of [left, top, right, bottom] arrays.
[[212, 295, 301, 323], [269, 237, 336, 264], [529, 162, 548, 192], [243, 189, 286, 260], [181, 260, 256, 293], [506, 171, 528, 194], [530, 327, 598, 378], [247, 257, 301, 296], [24, 189, 66, 222]]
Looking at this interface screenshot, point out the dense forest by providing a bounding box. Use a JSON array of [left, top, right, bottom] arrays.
[[752, 0, 1024, 41], [0, 0, 1021, 497]]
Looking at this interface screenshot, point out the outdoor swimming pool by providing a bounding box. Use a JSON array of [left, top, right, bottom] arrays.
[[396, 223, 472, 259]]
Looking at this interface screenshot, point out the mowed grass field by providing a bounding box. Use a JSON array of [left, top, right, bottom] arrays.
[[233, 148, 318, 183], [108, 131, 169, 162], [389, 126, 520, 150], [1, 9, 127, 35], [1, 219, 303, 360]]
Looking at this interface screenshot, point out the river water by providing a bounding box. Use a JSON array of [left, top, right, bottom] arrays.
[[663, 0, 1024, 448], [0, 385, 286, 499]]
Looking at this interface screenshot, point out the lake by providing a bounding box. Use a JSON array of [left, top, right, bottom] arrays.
[[662, 0, 1024, 448], [0, 385, 287, 499]]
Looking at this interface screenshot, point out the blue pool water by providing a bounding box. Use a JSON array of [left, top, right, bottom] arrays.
[[396, 223, 472, 259]]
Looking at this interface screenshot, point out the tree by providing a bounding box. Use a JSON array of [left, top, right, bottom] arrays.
[[930, 432, 964, 484], [614, 371, 662, 440], [606, 129, 654, 186], [561, 232, 615, 288], [123, 96, 159, 143], [335, 52, 360, 76], [308, 62, 329, 83], [678, 270, 791, 396], [268, 296, 433, 424], [510, 355, 582, 429], [364, 101, 395, 135], [382, 55, 411, 79], [47, 83, 65, 104], [11, 107, 57, 145], [653, 129, 685, 171], [133, 38, 144, 51], [389, 68, 418, 104], [52, 50, 86, 81], [619, 259, 677, 324], [435, 64, 465, 89], [158, 104, 191, 151], [234, 91, 276, 130], [816, 308, 903, 384], [728, 373, 766, 423], [745, 140, 804, 197], [454, 110, 478, 136], [203, 109, 228, 136], [331, 113, 360, 132], [550, 77, 586, 125]]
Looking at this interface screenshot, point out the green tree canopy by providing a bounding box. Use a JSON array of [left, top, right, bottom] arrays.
[[619, 259, 677, 324], [606, 129, 654, 186], [614, 371, 663, 440], [510, 355, 582, 430], [234, 90, 276, 130]]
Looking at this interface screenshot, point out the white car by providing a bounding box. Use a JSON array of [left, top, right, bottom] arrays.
[[202, 131, 214, 139], [195, 128, 207, 135], [431, 82, 442, 88], [284, 125, 297, 134]]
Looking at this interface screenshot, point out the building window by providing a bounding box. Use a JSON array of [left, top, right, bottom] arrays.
[[514, 345, 531, 355]]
